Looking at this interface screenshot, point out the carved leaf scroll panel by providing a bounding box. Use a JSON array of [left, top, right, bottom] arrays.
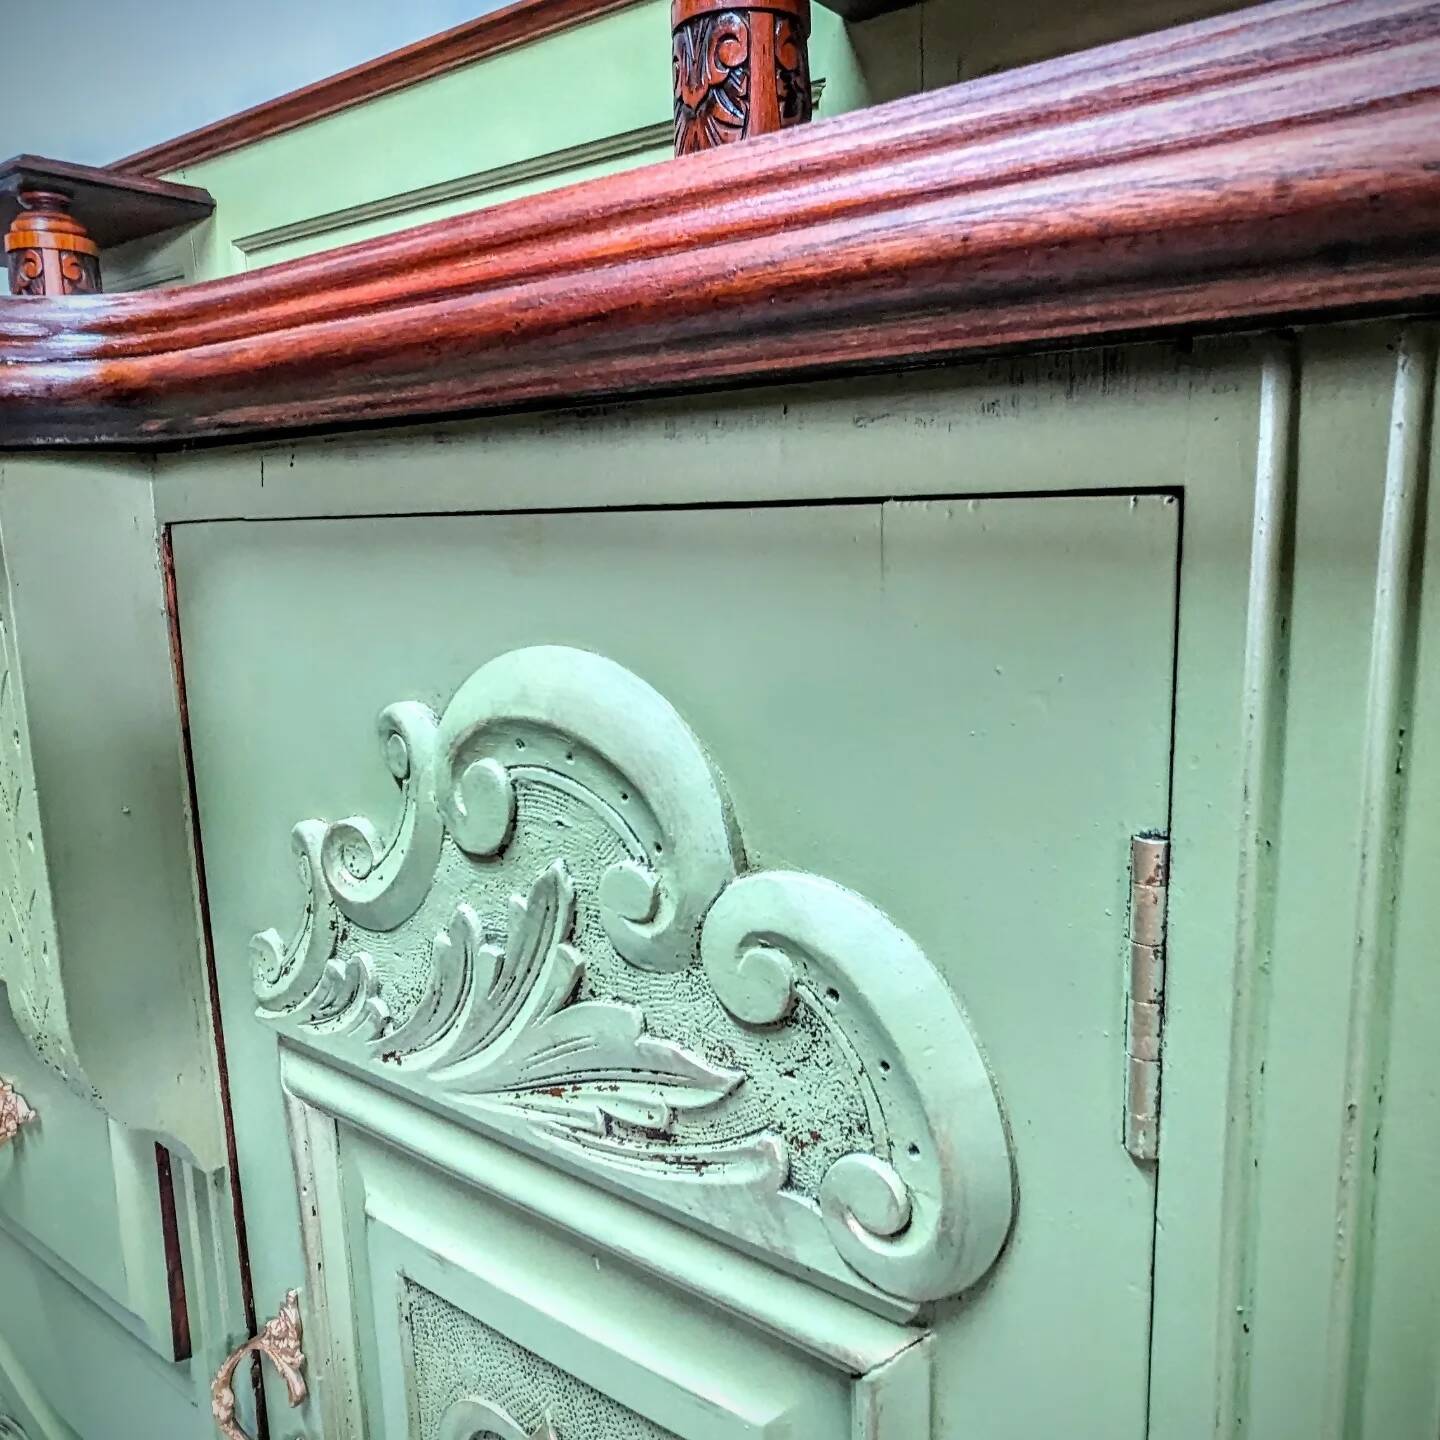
[[253, 646, 1014, 1311]]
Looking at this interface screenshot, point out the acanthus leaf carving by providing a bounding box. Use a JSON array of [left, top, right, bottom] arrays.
[[255, 645, 1014, 1311], [371, 858, 743, 1140]]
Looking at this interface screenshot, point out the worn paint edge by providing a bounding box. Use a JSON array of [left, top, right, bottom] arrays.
[[1321, 325, 1437, 1440], [1213, 339, 1299, 1435], [851, 1334, 931, 1440], [283, 1091, 364, 1439]]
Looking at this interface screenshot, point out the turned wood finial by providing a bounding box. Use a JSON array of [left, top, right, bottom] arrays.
[[5, 187, 101, 296], [672, 0, 812, 155]]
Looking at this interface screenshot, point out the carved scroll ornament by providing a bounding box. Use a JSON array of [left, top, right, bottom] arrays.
[[210, 1291, 306, 1440], [4, 190, 100, 297], [672, 0, 811, 155], [254, 646, 1014, 1310]]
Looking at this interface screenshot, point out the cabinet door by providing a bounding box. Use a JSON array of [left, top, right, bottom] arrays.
[[174, 493, 1177, 1439]]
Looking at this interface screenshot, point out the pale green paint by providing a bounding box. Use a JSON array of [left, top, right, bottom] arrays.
[[360, 1133, 855, 1436], [0, 999, 168, 1353], [0, 456, 244, 1439], [9, 5, 1440, 1435], [0, 454, 223, 1168], [2, 322, 1439, 1438], [150, 323, 1440, 1440], [172, 467, 1178, 1434], [0, 1222, 200, 1440], [1363, 333, 1440, 1436], [247, 641, 1014, 1315]]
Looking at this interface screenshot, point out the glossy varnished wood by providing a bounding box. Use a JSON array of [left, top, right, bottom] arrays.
[[0, 156, 214, 249], [3, 0, 1439, 447]]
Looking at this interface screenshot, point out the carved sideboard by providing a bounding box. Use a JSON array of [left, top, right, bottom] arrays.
[[3, 1, 1440, 1438]]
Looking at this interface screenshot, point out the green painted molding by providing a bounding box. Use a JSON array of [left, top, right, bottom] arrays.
[[233, 120, 672, 262]]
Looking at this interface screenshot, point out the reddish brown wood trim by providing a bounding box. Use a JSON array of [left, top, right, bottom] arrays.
[[110, 0, 644, 177], [1, 155, 214, 249], [154, 1143, 193, 1364], [5, 190, 101, 296], [6, 0, 1440, 448]]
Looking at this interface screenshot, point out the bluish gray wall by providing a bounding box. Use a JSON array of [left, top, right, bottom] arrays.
[[0, 0, 504, 166]]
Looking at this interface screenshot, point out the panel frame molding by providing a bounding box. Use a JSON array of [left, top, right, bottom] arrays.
[[280, 1044, 932, 1440], [0, 1329, 80, 1440]]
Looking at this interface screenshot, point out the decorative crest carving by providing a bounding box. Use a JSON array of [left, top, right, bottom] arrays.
[[255, 647, 1013, 1309]]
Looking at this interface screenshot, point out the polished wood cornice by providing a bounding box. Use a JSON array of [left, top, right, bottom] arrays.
[[6, 0, 1440, 449], [1, 156, 214, 248], [110, 0, 645, 177]]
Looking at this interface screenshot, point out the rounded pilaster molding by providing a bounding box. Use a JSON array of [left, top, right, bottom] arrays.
[[671, 0, 811, 155]]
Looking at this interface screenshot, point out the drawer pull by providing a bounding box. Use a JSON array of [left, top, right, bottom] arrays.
[[439, 1397, 558, 1440], [0, 1079, 35, 1146], [211, 1290, 307, 1440]]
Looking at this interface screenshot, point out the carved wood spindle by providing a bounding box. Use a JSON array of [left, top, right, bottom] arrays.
[[4, 188, 101, 296], [672, 0, 811, 156]]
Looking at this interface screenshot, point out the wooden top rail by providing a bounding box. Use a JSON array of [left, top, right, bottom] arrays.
[[3, 0, 1438, 449]]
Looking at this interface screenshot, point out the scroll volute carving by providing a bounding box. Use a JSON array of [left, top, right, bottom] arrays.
[[4, 188, 100, 296], [255, 646, 1016, 1314], [672, 0, 811, 156]]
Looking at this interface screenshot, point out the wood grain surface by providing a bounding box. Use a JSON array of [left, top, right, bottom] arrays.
[[4, 0, 1438, 448]]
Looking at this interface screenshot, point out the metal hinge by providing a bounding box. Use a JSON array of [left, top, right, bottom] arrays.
[[1125, 833, 1169, 1162]]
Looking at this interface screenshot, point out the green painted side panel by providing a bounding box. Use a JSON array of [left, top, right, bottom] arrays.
[[0, 1225, 200, 1440], [0, 1000, 163, 1346], [4, 321, 1439, 1439]]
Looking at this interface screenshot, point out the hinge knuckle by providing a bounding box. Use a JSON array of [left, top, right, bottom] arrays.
[[1125, 833, 1169, 1162]]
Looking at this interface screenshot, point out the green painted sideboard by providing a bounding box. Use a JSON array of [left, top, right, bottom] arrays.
[[2, 3, 1440, 1439]]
